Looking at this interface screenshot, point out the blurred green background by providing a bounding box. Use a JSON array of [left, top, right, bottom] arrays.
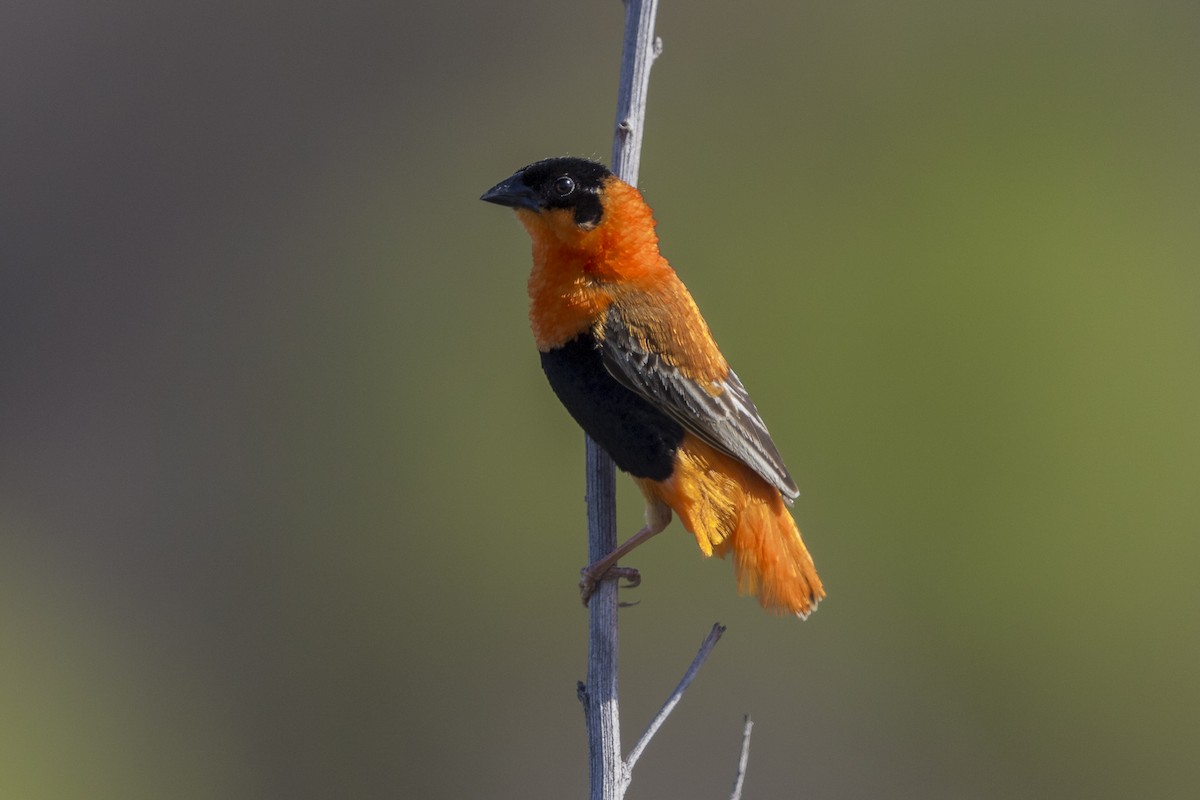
[[2, 1, 1198, 798]]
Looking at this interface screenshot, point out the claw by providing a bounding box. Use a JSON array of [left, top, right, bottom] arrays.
[[610, 566, 641, 589]]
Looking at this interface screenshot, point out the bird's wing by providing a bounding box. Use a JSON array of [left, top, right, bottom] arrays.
[[597, 290, 800, 501]]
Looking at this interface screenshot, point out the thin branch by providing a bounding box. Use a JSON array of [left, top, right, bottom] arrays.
[[583, 439, 624, 800], [610, 0, 661, 184], [729, 715, 754, 800], [625, 623, 726, 774], [583, 3, 660, 800]]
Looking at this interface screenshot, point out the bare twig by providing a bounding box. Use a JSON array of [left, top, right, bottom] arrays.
[[610, 0, 661, 183], [583, 439, 624, 800], [729, 715, 754, 800], [583, 3, 744, 797], [581, 3, 660, 800], [626, 623, 727, 774]]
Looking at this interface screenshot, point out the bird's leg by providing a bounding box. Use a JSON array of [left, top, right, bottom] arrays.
[[580, 500, 672, 605]]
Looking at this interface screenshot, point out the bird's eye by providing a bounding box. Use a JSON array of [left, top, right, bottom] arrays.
[[553, 176, 575, 196]]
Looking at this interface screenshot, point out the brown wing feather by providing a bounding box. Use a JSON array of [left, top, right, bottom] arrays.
[[598, 288, 800, 502]]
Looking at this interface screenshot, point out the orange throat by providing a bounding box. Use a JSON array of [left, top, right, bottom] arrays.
[[520, 180, 669, 350]]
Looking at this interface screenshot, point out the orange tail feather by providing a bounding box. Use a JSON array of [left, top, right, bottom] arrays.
[[638, 435, 825, 617], [710, 484, 824, 617]]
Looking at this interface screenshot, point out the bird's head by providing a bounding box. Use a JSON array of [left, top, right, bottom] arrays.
[[482, 156, 662, 273], [481, 157, 615, 232]]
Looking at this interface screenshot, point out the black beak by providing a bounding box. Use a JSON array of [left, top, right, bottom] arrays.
[[481, 171, 541, 212]]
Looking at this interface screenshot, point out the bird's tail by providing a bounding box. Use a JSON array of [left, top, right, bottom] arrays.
[[639, 435, 825, 617], [710, 478, 824, 618]]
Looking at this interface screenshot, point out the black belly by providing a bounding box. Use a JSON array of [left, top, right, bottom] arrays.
[[539, 333, 684, 481]]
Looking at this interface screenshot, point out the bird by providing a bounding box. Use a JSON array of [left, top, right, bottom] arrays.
[[481, 157, 824, 617]]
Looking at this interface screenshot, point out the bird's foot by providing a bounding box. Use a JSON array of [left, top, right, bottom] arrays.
[[579, 565, 641, 606]]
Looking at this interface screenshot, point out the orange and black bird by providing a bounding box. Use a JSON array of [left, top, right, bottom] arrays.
[[481, 157, 824, 617]]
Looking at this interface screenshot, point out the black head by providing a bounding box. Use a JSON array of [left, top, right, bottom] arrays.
[[481, 157, 614, 228]]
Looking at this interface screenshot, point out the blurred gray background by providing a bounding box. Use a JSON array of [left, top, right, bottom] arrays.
[[3, 2, 1198, 797]]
